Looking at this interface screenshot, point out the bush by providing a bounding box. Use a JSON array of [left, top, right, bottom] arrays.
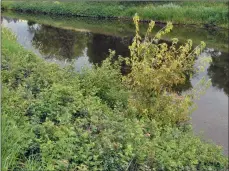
[[1, 16, 228, 171], [122, 15, 211, 126]]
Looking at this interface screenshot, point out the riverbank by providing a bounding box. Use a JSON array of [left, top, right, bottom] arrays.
[[2, 11, 228, 54], [2, 1, 228, 29], [2, 25, 228, 170]]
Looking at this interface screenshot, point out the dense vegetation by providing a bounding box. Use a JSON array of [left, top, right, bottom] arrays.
[[2, 16, 228, 171], [2, 1, 228, 28]]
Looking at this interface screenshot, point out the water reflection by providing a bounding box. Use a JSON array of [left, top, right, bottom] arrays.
[[2, 16, 18, 23], [24, 19, 131, 65], [207, 50, 229, 96], [32, 25, 91, 60], [1, 16, 229, 97], [87, 34, 131, 64]]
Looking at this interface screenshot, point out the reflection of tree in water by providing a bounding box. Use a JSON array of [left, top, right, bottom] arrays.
[[32, 25, 91, 61], [206, 29, 228, 44], [31, 24, 132, 64], [208, 50, 229, 96], [87, 34, 131, 65], [27, 20, 36, 26], [2, 16, 17, 23], [27, 20, 37, 33], [13, 18, 18, 23]]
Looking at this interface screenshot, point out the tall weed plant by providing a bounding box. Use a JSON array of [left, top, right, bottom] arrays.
[[122, 15, 211, 126]]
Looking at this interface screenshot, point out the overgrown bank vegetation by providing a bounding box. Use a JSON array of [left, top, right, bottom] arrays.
[[2, 1, 228, 28], [2, 15, 228, 171]]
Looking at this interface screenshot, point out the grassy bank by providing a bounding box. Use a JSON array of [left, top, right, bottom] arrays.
[[2, 20, 228, 170], [2, 1, 228, 28]]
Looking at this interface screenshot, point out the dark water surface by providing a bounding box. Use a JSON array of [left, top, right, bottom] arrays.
[[1, 12, 228, 155]]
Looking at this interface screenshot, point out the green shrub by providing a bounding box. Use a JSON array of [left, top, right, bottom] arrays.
[[79, 51, 129, 109], [1, 17, 228, 171], [122, 15, 211, 126]]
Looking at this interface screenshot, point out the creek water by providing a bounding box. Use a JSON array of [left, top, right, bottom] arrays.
[[1, 12, 228, 155]]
